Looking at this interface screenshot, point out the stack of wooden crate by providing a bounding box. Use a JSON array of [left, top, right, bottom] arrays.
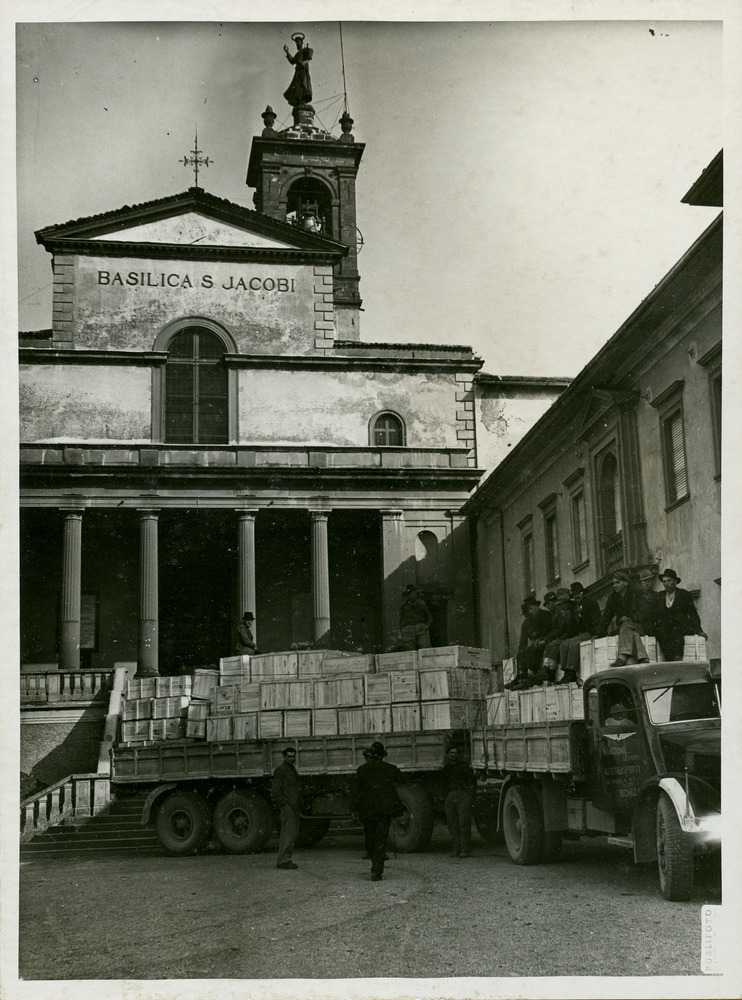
[[120, 675, 192, 742], [579, 635, 659, 677], [485, 683, 584, 726], [682, 635, 707, 660]]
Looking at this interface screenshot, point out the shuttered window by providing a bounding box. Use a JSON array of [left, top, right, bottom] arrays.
[[663, 409, 688, 503], [545, 511, 559, 583], [572, 491, 588, 565], [165, 328, 228, 444]]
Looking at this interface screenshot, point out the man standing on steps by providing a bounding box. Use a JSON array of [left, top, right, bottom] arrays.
[[350, 741, 406, 881], [271, 747, 301, 870]]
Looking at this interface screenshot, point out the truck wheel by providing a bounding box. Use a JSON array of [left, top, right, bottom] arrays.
[[656, 793, 694, 901], [156, 791, 212, 856], [502, 785, 544, 865], [388, 784, 435, 852], [295, 818, 332, 848], [473, 793, 504, 845], [213, 790, 273, 854]]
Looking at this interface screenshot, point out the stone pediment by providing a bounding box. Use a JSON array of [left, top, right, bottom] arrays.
[[89, 212, 294, 249]]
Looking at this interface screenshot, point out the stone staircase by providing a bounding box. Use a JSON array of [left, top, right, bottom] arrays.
[[20, 790, 163, 860]]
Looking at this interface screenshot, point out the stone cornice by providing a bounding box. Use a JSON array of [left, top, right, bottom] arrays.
[[38, 240, 345, 266]]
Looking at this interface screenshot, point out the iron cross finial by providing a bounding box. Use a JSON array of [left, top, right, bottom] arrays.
[[181, 127, 212, 188]]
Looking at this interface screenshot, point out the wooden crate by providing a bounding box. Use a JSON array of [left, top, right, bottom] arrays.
[[149, 718, 185, 741], [506, 690, 521, 724], [335, 677, 364, 707], [502, 657, 517, 687], [593, 637, 618, 672], [390, 670, 419, 702], [126, 677, 157, 700], [259, 711, 283, 739], [313, 708, 338, 737], [486, 693, 508, 725], [120, 719, 150, 741], [375, 651, 418, 673], [491, 722, 574, 773], [154, 676, 192, 698], [186, 718, 206, 739], [232, 713, 259, 741], [247, 655, 275, 679], [192, 669, 220, 700], [421, 700, 471, 730], [237, 683, 260, 713], [337, 708, 365, 735], [323, 654, 375, 675], [419, 668, 468, 701], [219, 655, 251, 684], [364, 673, 391, 705], [365, 706, 392, 734], [313, 679, 337, 708], [392, 703, 421, 732], [579, 641, 594, 677], [571, 684, 584, 720], [417, 645, 492, 670], [641, 636, 659, 662], [284, 709, 312, 737], [151, 695, 189, 719], [187, 700, 209, 722], [213, 686, 238, 715], [121, 698, 152, 722], [206, 716, 232, 742], [338, 706, 391, 735], [683, 635, 707, 661], [260, 680, 313, 710], [295, 651, 327, 676], [272, 653, 299, 678]]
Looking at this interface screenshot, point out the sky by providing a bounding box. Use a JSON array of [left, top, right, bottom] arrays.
[[14, 17, 723, 378]]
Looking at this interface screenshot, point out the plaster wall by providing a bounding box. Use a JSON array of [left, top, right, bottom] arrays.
[[65, 255, 329, 355], [20, 364, 151, 442], [21, 711, 104, 789], [475, 393, 563, 475], [237, 369, 461, 448]]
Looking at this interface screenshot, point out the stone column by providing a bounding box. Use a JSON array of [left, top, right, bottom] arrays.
[[237, 510, 258, 644], [137, 510, 159, 677], [310, 512, 331, 643], [380, 509, 411, 651], [59, 510, 84, 671]]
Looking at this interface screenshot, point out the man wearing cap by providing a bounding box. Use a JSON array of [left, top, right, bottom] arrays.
[[235, 611, 257, 655], [271, 747, 301, 870], [543, 591, 557, 617], [557, 582, 601, 684], [539, 588, 580, 683], [350, 742, 406, 881], [442, 745, 477, 858], [597, 571, 650, 666], [398, 585, 433, 651], [506, 596, 552, 689], [653, 569, 707, 661]]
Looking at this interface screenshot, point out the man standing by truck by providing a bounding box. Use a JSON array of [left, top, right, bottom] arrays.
[[272, 747, 301, 870], [441, 745, 476, 858], [351, 742, 406, 881]]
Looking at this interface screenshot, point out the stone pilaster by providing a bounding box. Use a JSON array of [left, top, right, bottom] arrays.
[[137, 510, 159, 677], [310, 512, 331, 642], [59, 510, 83, 671]]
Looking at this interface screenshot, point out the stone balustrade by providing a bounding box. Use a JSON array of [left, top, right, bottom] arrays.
[[20, 773, 111, 843], [20, 669, 114, 705]]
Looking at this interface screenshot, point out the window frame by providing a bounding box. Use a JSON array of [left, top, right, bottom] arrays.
[[369, 411, 406, 448], [651, 380, 690, 511], [538, 493, 560, 586], [518, 514, 535, 597], [698, 343, 722, 480]]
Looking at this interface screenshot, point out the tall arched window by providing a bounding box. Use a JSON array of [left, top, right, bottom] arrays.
[[598, 452, 623, 573], [371, 412, 405, 447], [165, 328, 228, 444]]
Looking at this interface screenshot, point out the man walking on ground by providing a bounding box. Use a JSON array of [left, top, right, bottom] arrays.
[[442, 745, 476, 858], [351, 742, 406, 881], [271, 747, 301, 870]]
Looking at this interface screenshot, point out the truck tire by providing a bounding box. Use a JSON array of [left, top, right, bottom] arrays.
[[213, 790, 273, 854], [656, 793, 694, 901], [155, 791, 212, 856], [473, 793, 504, 845], [295, 817, 332, 848], [502, 784, 544, 865], [388, 783, 435, 852]]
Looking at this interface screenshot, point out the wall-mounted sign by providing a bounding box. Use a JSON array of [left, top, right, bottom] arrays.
[[97, 270, 297, 293]]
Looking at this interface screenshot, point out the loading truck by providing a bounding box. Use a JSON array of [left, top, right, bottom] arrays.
[[471, 659, 721, 900]]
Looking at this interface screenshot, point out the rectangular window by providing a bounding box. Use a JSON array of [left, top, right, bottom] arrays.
[[544, 511, 559, 583], [522, 531, 534, 595], [571, 491, 587, 565], [663, 409, 689, 504], [710, 372, 722, 475]]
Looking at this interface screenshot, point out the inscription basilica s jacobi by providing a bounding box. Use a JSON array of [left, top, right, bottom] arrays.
[[97, 270, 297, 292]]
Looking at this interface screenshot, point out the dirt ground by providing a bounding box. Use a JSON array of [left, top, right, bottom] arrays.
[[18, 822, 720, 983]]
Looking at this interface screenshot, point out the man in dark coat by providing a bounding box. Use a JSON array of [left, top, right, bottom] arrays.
[[350, 742, 405, 881], [597, 570, 651, 666], [441, 745, 477, 858], [506, 596, 552, 689], [398, 585, 433, 650], [234, 611, 257, 655], [540, 588, 580, 683], [557, 582, 601, 683], [271, 747, 301, 869], [653, 568, 706, 661]]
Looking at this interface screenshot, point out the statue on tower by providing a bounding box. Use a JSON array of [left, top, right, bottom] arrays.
[[283, 33, 313, 107]]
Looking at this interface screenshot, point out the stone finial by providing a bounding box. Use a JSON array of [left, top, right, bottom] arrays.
[[339, 111, 355, 142], [261, 105, 278, 136]]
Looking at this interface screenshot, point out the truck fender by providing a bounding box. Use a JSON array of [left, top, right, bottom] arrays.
[[141, 784, 179, 826]]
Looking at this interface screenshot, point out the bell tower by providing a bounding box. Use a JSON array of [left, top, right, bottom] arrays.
[[246, 34, 365, 340]]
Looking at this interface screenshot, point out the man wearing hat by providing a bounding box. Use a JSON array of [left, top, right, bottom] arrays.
[[653, 569, 707, 661], [235, 611, 257, 655], [350, 742, 406, 881], [539, 588, 580, 683], [543, 591, 558, 616], [557, 583, 601, 683], [271, 747, 301, 869], [597, 571, 650, 666], [506, 596, 552, 690], [397, 584, 433, 651]]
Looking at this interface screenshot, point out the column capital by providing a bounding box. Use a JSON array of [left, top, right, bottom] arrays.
[[236, 509, 259, 519], [59, 508, 84, 518], [136, 508, 161, 517], [309, 510, 330, 522], [380, 508, 404, 520]]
